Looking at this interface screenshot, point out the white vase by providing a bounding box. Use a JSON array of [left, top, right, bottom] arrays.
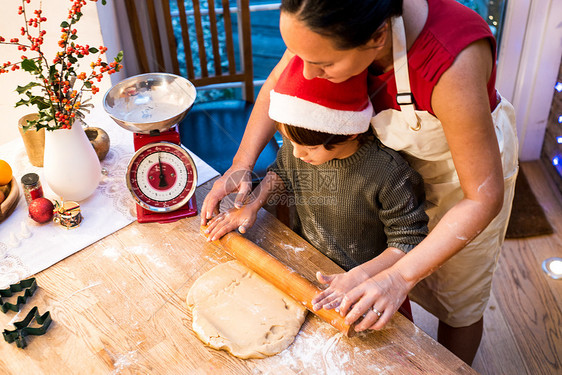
[[43, 119, 102, 201]]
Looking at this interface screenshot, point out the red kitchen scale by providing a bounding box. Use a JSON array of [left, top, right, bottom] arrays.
[[103, 73, 198, 223]]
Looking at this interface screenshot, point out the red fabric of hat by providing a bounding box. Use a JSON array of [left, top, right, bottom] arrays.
[[269, 56, 373, 135]]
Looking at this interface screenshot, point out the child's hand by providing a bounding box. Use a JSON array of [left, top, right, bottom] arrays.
[[204, 205, 258, 241], [201, 167, 253, 226], [311, 266, 371, 312]]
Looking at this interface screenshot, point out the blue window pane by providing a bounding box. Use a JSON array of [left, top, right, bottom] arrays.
[[455, 0, 507, 51]]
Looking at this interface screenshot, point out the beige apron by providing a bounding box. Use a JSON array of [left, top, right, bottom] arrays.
[[371, 16, 519, 326]]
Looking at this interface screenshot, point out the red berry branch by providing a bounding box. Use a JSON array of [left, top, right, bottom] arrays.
[[0, 0, 122, 131]]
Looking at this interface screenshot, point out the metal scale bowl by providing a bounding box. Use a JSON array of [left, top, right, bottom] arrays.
[[104, 73, 199, 223]]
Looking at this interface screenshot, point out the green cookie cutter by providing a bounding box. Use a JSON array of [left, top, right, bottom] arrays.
[[3, 306, 52, 349], [0, 278, 38, 313]]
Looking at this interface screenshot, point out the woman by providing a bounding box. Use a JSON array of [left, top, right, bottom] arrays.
[[201, 0, 518, 364]]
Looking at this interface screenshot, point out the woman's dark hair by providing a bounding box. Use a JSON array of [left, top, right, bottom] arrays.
[[280, 0, 403, 49], [277, 122, 373, 150]]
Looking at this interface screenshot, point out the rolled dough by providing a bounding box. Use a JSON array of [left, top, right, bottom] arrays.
[[187, 260, 308, 359]]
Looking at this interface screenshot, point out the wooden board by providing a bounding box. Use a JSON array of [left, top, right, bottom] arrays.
[[0, 181, 476, 374]]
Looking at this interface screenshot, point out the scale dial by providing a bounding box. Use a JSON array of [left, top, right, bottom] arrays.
[[126, 142, 197, 212]]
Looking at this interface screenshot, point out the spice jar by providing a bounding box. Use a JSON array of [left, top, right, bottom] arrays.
[[21, 173, 44, 205]]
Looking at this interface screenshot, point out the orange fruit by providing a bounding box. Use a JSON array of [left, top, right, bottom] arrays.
[[0, 160, 13, 185]]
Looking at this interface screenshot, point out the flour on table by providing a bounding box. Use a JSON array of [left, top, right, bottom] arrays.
[[103, 247, 120, 261], [186, 260, 307, 359], [283, 244, 305, 253]]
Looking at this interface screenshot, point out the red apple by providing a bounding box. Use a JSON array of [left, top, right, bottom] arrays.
[[29, 197, 55, 223]]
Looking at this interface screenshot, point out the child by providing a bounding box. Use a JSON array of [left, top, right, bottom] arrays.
[[205, 56, 428, 320]]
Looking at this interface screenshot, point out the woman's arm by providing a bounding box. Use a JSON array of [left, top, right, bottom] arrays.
[[200, 51, 295, 225], [394, 38, 503, 286], [339, 39, 505, 331]]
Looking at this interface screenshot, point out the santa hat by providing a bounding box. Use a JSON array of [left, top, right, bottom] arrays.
[[269, 56, 373, 135]]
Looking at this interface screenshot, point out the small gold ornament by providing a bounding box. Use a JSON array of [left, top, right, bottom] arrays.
[[53, 201, 82, 229]]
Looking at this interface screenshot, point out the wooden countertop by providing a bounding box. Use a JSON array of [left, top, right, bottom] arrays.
[[0, 180, 476, 374]]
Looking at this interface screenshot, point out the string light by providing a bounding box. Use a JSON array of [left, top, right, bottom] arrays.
[[542, 258, 562, 279], [542, 72, 561, 279], [553, 155, 562, 179]]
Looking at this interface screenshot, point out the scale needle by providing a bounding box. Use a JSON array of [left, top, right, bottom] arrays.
[[158, 153, 168, 188]]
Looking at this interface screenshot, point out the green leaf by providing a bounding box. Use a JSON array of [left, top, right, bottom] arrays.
[[21, 59, 39, 73], [115, 50, 124, 62], [70, 34, 78, 40], [15, 98, 31, 107], [22, 119, 37, 132], [15, 82, 40, 94], [68, 56, 78, 64], [84, 81, 92, 88], [89, 47, 99, 54], [60, 21, 69, 28], [38, 109, 54, 124], [49, 65, 57, 80], [30, 96, 51, 110], [102, 0, 107, 5]]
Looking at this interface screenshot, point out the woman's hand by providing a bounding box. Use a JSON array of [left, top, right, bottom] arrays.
[[204, 204, 259, 241], [311, 267, 371, 312], [201, 167, 253, 226], [312, 247, 407, 317], [339, 267, 412, 331]]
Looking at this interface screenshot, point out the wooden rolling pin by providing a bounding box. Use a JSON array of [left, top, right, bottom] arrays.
[[201, 227, 353, 336]]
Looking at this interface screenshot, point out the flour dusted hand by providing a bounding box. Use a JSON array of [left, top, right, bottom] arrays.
[[339, 268, 411, 331], [200, 167, 253, 226], [312, 247, 409, 331], [204, 205, 259, 242], [311, 268, 371, 312]]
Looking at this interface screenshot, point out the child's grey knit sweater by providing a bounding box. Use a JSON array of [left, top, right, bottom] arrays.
[[270, 137, 428, 271]]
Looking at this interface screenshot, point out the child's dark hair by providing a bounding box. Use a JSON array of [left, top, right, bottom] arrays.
[[277, 122, 373, 150], [280, 0, 403, 50]]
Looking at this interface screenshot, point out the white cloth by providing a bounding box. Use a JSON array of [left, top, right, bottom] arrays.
[[0, 106, 219, 288]]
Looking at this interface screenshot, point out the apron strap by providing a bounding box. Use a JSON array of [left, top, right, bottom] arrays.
[[391, 16, 420, 130]]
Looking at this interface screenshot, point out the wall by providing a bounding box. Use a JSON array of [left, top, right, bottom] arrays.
[[497, 0, 562, 161], [541, 57, 562, 194], [0, 0, 112, 146]]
